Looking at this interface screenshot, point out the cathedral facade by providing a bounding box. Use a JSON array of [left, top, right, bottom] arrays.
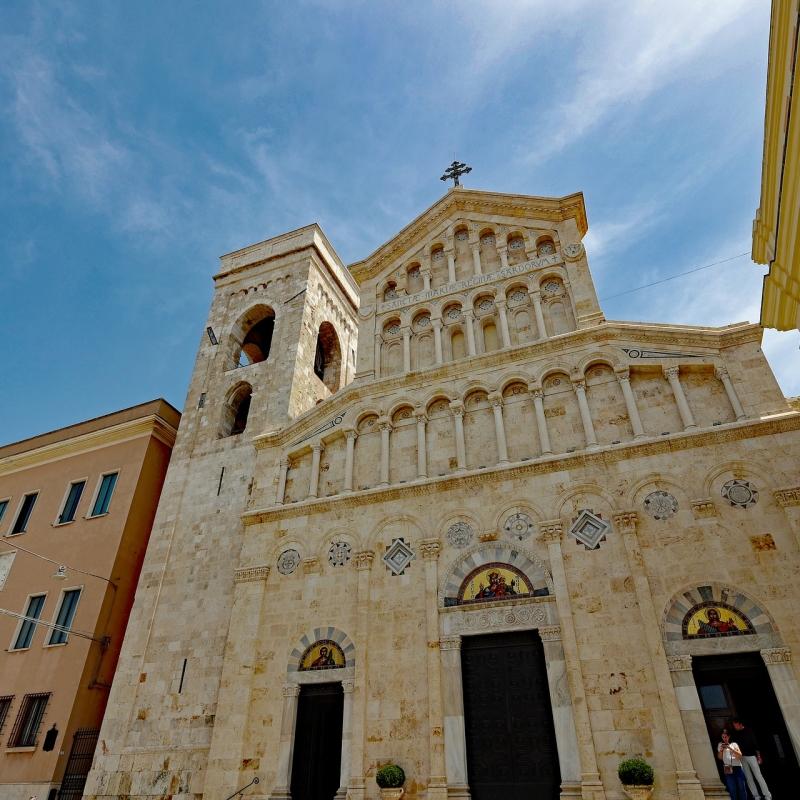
[[85, 189, 800, 800]]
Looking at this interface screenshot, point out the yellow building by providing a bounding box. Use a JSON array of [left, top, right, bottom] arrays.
[[752, 0, 800, 331]]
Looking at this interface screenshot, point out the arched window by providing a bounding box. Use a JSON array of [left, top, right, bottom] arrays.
[[314, 322, 342, 392], [232, 305, 276, 368], [222, 384, 252, 437]]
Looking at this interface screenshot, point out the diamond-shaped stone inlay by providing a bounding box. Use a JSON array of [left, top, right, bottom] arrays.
[[644, 491, 679, 521], [722, 479, 758, 509], [510, 290, 527, 301], [446, 308, 462, 319], [277, 549, 301, 575], [416, 316, 430, 328], [387, 324, 400, 335], [382, 538, 415, 575], [446, 522, 473, 548], [477, 299, 493, 311], [568, 511, 610, 550], [328, 542, 352, 567]]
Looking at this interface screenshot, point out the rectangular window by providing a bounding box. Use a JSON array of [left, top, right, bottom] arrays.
[[12, 595, 46, 650], [0, 696, 13, 735], [91, 473, 118, 517], [0, 499, 8, 524], [8, 692, 50, 748], [0, 551, 16, 590], [58, 481, 85, 524], [10, 493, 38, 535], [47, 589, 81, 645]]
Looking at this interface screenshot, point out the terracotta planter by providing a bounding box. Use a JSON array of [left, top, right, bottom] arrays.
[[621, 786, 653, 800], [379, 789, 404, 800]]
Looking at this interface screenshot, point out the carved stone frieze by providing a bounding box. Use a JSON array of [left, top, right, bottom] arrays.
[[539, 520, 564, 544], [692, 499, 718, 519], [439, 635, 462, 651], [538, 625, 563, 641], [612, 510, 638, 533], [774, 486, 800, 507], [234, 565, 271, 584], [761, 647, 791, 665], [666, 655, 693, 672], [420, 539, 442, 560], [446, 603, 549, 635], [354, 550, 375, 571], [282, 683, 301, 697]]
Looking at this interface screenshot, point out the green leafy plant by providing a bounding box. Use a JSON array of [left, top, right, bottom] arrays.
[[375, 764, 405, 789], [618, 758, 654, 786]]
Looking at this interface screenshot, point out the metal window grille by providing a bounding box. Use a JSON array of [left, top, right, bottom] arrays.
[[8, 692, 50, 747], [0, 696, 13, 735], [59, 481, 85, 524], [58, 728, 101, 800], [11, 493, 38, 534]]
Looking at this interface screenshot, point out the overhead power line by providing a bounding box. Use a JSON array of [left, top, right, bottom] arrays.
[[600, 252, 751, 301]]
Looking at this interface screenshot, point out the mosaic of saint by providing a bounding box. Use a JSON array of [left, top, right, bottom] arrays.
[[298, 639, 346, 671], [457, 562, 544, 604], [683, 603, 755, 638]]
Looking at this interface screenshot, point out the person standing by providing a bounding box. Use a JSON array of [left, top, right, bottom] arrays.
[[732, 718, 772, 800], [717, 729, 747, 800]]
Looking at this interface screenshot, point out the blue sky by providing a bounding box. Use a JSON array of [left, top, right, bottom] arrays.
[[1, 0, 796, 444]]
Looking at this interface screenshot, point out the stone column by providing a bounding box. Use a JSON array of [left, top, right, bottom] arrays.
[[774, 487, 800, 551], [540, 523, 605, 800], [463, 310, 477, 356], [471, 243, 482, 276], [401, 326, 412, 373], [449, 401, 467, 473], [374, 334, 382, 379], [348, 551, 374, 800], [421, 541, 448, 800], [761, 647, 800, 760], [572, 380, 599, 448], [497, 244, 510, 271], [308, 442, 324, 499], [275, 458, 289, 505], [615, 512, 705, 800], [532, 291, 547, 340], [530, 388, 553, 456], [414, 410, 428, 479], [495, 298, 512, 348], [667, 656, 729, 798], [715, 366, 747, 421], [433, 319, 444, 364], [336, 679, 355, 800], [664, 367, 696, 430], [343, 430, 357, 493], [539, 625, 583, 797], [271, 683, 301, 800], [378, 418, 391, 487], [440, 635, 471, 799], [615, 369, 646, 440], [446, 248, 457, 284], [488, 392, 510, 465], [422, 268, 432, 292]]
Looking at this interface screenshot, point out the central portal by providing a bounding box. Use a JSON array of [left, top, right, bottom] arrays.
[[290, 682, 344, 800], [461, 630, 561, 800]]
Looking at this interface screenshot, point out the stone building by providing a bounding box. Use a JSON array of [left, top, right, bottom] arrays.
[[0, 400, 179, 800], [85, 188, 800, 800]]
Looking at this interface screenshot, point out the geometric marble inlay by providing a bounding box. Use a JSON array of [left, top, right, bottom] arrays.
[[721, 479, 758, 509], [568, 510, 609, 550], [504, 513, 534, 541], [277, 549, 301, 575], [446, 522, 473, 549], [644, 491, 679, 521], [328, 542, 352, 567], [382, 538, 415, 575]]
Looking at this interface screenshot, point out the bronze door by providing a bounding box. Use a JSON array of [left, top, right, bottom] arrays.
[[290, 683, 344, 800], [461, 630, 561, 800]]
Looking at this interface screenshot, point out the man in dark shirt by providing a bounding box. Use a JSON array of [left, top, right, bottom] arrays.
[[732, 718, 772, 799]]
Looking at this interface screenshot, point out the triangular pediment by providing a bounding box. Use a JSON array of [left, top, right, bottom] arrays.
[[347, 187, 587, 285]]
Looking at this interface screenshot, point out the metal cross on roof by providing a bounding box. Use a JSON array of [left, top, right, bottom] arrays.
[[440, 160, 472, 186]]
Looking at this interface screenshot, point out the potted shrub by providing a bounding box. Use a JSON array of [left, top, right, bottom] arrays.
[[375, 764, 405, 800], [618, 757, 655, 800]]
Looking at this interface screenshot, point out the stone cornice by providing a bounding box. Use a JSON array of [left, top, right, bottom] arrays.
[[251, 321, 764, 453], [348, 189, 588, 284], [242, 412, 800, 526], [0, 414, 178, 477]]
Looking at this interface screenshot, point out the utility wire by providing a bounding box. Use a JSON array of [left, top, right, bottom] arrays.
[[600, 252, 751, 301], [1, 539, 115, 587], [0, 607, 102, 643]]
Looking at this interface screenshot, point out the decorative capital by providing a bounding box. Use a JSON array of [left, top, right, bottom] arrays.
[[413, 407, 428, 422], [538, 625, 563, 642], [612, 510, 638, 533], [530, 387, 544, 401], [774, 486, 800, 507], [432, 318, 444, 330], [344, 428, 358, 441], [761, 647, 791, 665], [302, 557, 321, 575], [342, 678, 355, 693], [615, 368, 631, 382], [666, 655, 693, 672], [463, 308, 476, 320], [539, 520, 564, 544], [449, 400, 465, 417], [572, 379, 586, 392], [714, 366, 730, 381], [478, 530, 498, 543], [470, 242, 481, 253], [420, 539, 442, 560], [283, 683, 301, 697], [376, 416, 392, 433], [487, 392, 503, 407], [439, 635, 462, 651], [234, 565, 271, 584], [401, 325, 412, 336], [691, 498, 717, 519], [310, 442, 325, 454], [279, 458, 291, 469], [354, 550, 375, 571], [663, 366, 680, 381], [494, 296, 507, 309]]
